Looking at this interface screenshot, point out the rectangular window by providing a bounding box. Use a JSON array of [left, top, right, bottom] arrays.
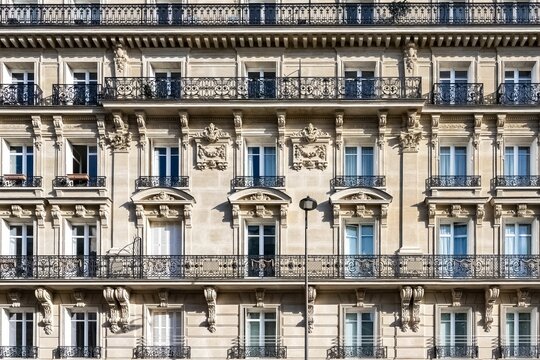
[[246, 310, 277, 349], [70, 311, 97, 348], [247, 146, 276, 177], [153, 147, 179, 178], [439, 223, 469, 278], [247, 71, 276, 99], [69, 224, 96, 277], [504, 70, 533, 104], [70, 145, 98, 177], [8, 312, 33, 348], [344, 147, 374, 176], [505, 312, 533, 357], [345, 312, 375, 354], [439, 146, 467, 176], [439, 312, 468, 350], [439, 69, 468, 104], [9, 145, 33, 177], [504, 146, 531, 176], [344, 224, 375, 278], [73, 72, 98, 105], [152, 311, 182, 346], [156, 3, 183, 25], [248, 3, 276, 25], [154, 71, 181, 99], [11, 72, 34, 105], [344, 70, 375, 99], [247, 225, 276, 277], [439, 2, 467, 23], [149, 223, 181, 256], [504, 223, 533, 278], [344, 3, 374, 24], [9, 224, 33, 277]]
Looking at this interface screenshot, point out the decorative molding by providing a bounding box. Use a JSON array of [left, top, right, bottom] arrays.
[[96, 115, 107, 149], [403, 43, 417, 75], [293, 123, 329, 143], [335, 111, 344, 149], [431, 114, 440, 148], [233, 111, 243, 148], [277, 110, 286, 149], [99, 205, 109, 228], [52, 115, 64, 149], [135, 205, 144, 228], [517, 288, 531, 307], [158, 289, 169, 307], [377, 110, 387, 147], [399, 130, 422, 153], [135, 111, 147, 149], [400, 286, 413, 332], [194, 123, 230, 170], [228, 188, 291, 229], [204, 286, 217, 333], [35, 288, 53, 335], [484, 286, 500, 332], [476, 204, 485, 226], [73, 290, 85, 307], [355, 288, 366, 307], [473, 114, 482, 148], [103, 287, 120, 333], [35, 204, 46, 228], [51, 205, 61, 228], [291, 123, 330, 171], [31, 115, 42, 150], [109, 112, 132, 151], [255, 288, 265, 307], [113, 44, 128, 75], [115, 287, 130, 332], [330, 188, 393, 228], [307, 286, 316, 334], [179, 111, 190, 149], [8, 291, 21, 307], [496, 114, 506, 149], [196, 123, 229, 143], [411, 286, 424, 332], [75, 205, 87, 217], [451, 289, 463, 307]]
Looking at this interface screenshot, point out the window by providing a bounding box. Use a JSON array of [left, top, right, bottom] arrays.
[[504, 146, 531, 176], [2, 311, 35, 357], [73, 1, 100, 25], [245, 310, 277, 356], [73, 71, 98, 105], [344, 70, 375, 99], [69, 224, 97, 277], [156, 3, 183, 25], [8, 145, 33, 180], [11, 72, 34, 105], [66, 143, 98, 186], [5, 0, 40, 24], [439, 146, 467, 176], [344, 311, 377, 357], [248, 2, 276, 25], [149, 223, 181, 256], [9, 224, 33, 277], [439, 69, 468, 104], [439, 223, 469, 277], [344, 224, 375, 278], [153, 147, 180, 178], [151, 311, 182, 346], [502, 2, 530, 23], [247, 70, 276, 99], [247, 225, 276, 277], [154, 71, 181, 99], [505, 311, 535, 357], [504, 223, 533, 278], [343, 3, 374, 24], [438, 311, 471, 358], [439, 2, 467, 23], [344, 146, 374, 177], [247, 146, 276, 177], [65, 310, 98, 357], [503, 69, 533, 104]]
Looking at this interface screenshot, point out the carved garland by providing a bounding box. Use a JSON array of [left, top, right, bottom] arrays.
[[194, 123, 230, 170], [291, 123, 330, 171]]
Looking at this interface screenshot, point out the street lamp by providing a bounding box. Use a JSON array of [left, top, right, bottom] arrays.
[[299, 196, 317, 360]]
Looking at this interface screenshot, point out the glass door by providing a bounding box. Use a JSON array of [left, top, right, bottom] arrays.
[[247, 225, 276, 277], [150, 223, 182, 277], [10, 225, 33, 277], [439, 224, 468, 277], [504, 224, 532, 278], [71, 225, 97, 277], [345, 224, 375, 277]]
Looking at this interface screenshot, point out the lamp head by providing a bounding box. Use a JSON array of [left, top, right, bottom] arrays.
[[299, 196, 318, 211]]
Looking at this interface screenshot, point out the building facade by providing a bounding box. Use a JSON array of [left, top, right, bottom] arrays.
[[0, 1, 539, 359]]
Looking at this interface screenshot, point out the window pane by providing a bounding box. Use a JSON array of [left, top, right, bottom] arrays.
[[518, 147, 530, 176], [440, 147, 451, 175], [345, 147, 357, 176], [454, 147, 467, 176], [504, 146, 514, 175], [263, 147, 276, 176], [361, 147, 374, 176]]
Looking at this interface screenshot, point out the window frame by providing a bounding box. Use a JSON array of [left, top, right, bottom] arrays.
[[146, 220, 183, 256], [145, 307, 185, 347], [504, 144, 533, 176], [342, 221, 378, 256], [501, 307, 538, 349], [0, 307, 36, 348], [438, 144, 468, 176], [243, 307, 279, 348], [62, 307, 100, 349], [152, 146, 180, 178], [502, 218, 538, 255], [342, 308, 378, 348], [245, 145, 277, 177], [8, 144, 33, 176], [435, 307, 474, 348], [436, 219, 473, 255]]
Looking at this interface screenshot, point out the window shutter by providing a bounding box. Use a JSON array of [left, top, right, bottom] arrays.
[[65, 141, 73, 175], [0, 309, 9, 346], [1, 220, 10, 255], [1, 139, 10, 175], [64, 309, 72, 346]]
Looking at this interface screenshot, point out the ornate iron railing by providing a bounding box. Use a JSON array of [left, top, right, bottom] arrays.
[[228, 345, 287, 359], [433, 345, 478, 358], [232, 176, 285, 188], [0, 255, 539, 280], [432, 83, 484, 105], [0, 346, 38, 358], [331, 176, 386, 188], [55, 346, 101, 359], [102, 77, 422, 101], [494, 175, 540, 187], [427, 176, 481, 187], [1, 3, 540, 26], [499, 345, 539, 358], [498, 83, 540, 105], [52, 84, 101, 106], [0, 176, 42, 188], [135, 176, 189, 189], [53, 176, 106, 187], [133, 345, 191, 359], [0, 84, 42, 106], [327, 345, 387, 358]]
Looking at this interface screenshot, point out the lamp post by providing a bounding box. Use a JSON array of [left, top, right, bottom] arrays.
[[299, 196, 317, 360]]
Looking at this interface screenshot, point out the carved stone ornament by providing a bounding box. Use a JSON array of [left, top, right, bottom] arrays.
[[97, 116, 107, 149], [197, 123, 229, 143], [400, 286, 413, 332], [411, 286, 424, 332], [228, 188, 292, 229], [399, 130, 422, 153], [308, 286, 317, 334], [451, 289, 463, 307], [204, 286, 217, 333], [255, 288, 265, 307], [476, 204, 485, 227], [196, 143, 228, 170], [179, 111, 190, 149], [494, 204, 503, 226], [329, 188, 393, 228], [356, 288, 366, 307], [108, 113, 132, 151], [31, 115, 42, 150], [335, 111, 344, 149], [158, 289, 169, 307], [484, 286, 500, 332], [103, 287, 120, 333], [35, 205, 46, 228], [517, 288, 531, 307], [113, 44, 128, 75], [136, 112, 147, 149], [51, 205, 61, 228], [53, 115, 64, 149], [403, 43, 418, 75], [8, 291, 21, 307], [294, 123, 329, 143], [115, 287, 130, 332], [73, 290, 85, 307], [277, 111, 286, 149], [35, 288, 53, 335], [291, 123, 330, 171]]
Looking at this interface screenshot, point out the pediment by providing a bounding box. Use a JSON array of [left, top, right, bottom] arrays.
[[228, 188, 291, 205], [330, 187, 392, 205], [131, 188, 195, 205]]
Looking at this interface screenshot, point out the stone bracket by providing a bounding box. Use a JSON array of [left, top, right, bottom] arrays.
[[204, 286, 217, 333], [484, 286, 500, 332], [308, 286, 316, 334], [35, 288, 53, 335]]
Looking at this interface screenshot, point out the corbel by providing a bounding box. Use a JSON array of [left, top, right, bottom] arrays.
[[135, 205, 145, 228], [380, 204, 388, 228], [11, 205, 23, 218], [204, 286, 217, 333], [179, 111, 190, 149], [450, 204, 464, 217], [103, 287, 120, 333], [517, 288, 531, 307], [355, 288, 366, 307], [96, 115, 107, 149], [484, 286, 500, 332], [115, 287, 130, 332], [233, 110, 243, 148], [35, 288, 53, 335], [99, 205, 109, 228], [428, 203, 436, 227], [400, 286, 413, 332], [51, 205, 61, 228], [109, 112, 132, 152], [431, 114, 440, 148], [517, 204, 530, 218], [411, 286, 424, 332], [335, 110, 344, 149], [496, 114, 506, 149], [158, 289, 168, 307], [183, 204, 192, 228], [406, 110, 419, 129], [451, 289, 463, 307], [53, 115, 64, 149], [231, 204, 240, 228], [73, 290, 85, 307], [75, 205, 87, 217], [494, 204, 503, 226], [280, 205, 287, 228], [35, 205, 45, 228], [276, 110, 286, 149], [135, 111, 147, 149], [31, 115, 42, 150], [332, 204, 340, 228], [8, 291, 21, 307], [255, 288, 265, 307], [476, 204, 484, 227], [377, 110, 387, 147], [307, 286, 316, 334], [159, 204, 170, 217], [473, 114, 482, 148]]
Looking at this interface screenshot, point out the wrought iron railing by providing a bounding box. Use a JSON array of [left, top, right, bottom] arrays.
[[0, 255, 539, 280], [494, 175, 540, 187], [0, 346, 38, 358], [427, 176, 481, 187], [55, 346, 101, 359], [53, 176, 106, 187], [331, 176, 386, 188], [135, 176, 189, 189], [102, 77, 422, 101], [1, 3, 540, 26], [498, 83, 540, 105], [228, 345, 287, 359], [133, 345, 191, 359], [433, 345, 478, 358], [232, 176, 285, 188], [0, 84, 42, 106], [432, 83, 484, 105], [327, 345, 387, 358], [52, 84, 102, 106], [0, 176, 42, 188], [499, 345, 539, 358]]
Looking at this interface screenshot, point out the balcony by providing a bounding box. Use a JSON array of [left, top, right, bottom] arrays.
[[331, 175, 386, 188], [1, 254, 540, 280], [102, 77, 422, 101], [498, 83, 540, 105], [499, 345, 539, 358], [1, 3, 540, 26], [0, 175, 42, 188], [427, 176, 481, 188], [0, 84, 42, 106], [232, 176, 285, 189], [0, 346, 38, 358], [431, 83, 484, 105], [55, 347, 101, 359], [228, 345, 287, 359], [52, 84, 101, 106], [135, 176, 189, 189], [53, 175, 106, 187], [327, 345, 387, 359], [494, 175, 540, 187], [133, 345, 191, 359], [433, 345, 478, 358]]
